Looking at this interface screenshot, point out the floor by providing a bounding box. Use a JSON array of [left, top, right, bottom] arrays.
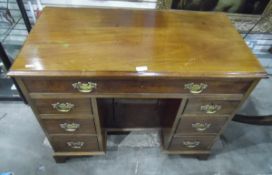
[[0, 77, 272, 175]]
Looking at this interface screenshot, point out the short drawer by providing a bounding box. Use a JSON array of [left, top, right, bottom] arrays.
[[33, 98, 92, 115], [50, 135, 99, 152], [183, 99, 240, 116], [176, 116, 228, 134], [42, 119, 96, 134], [169, 135, 216, 151], [23, 78, 252, 94]]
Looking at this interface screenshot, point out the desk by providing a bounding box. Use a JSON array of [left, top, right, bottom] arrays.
[[8, 7, 267, 163]]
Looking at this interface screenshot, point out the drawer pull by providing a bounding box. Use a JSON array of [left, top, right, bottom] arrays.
[[72, 82, 97, 93], [60, 123, 80, 132], [183, 141, 200, 148], [52, 102, 75, 113], [200, 104, 221, 114], [67, 141, 84, 149], [184, 83, 208, 94], [192, 123, 211, 132]]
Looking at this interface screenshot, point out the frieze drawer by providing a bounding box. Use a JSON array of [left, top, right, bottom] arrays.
[[23, 78, 252, 94]]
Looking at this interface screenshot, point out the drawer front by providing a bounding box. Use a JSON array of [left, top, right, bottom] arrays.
[[50, 135, 99, 152], [183, 99, 240, 116], [33, 98, 92, 115], [42, 119, 96, 134], [169, 136, 216, 151], [176, 116, 228, 134], [23, 78, 251, 94]]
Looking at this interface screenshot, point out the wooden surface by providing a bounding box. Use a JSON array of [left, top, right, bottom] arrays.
[[23, 78, 253, 94], [50, 135, 99, 152], [169, 135, 216, 151], [183, 99, 240, 116], [9, 7, 266, 78], [175, 116, 228, 134], [33, 98, 92, 115], [42, 119, 96, 135], [100, 98, 180, 128], [9, 8, 267, 162]]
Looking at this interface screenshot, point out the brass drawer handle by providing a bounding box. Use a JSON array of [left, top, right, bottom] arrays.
[[72, 82, 97, 93], [60, 122, 80, 132], [67, 141, 84, 149], [184, 83, 208, 94], [200, 104, 221, 114], [183, 141, 200, 148], [52, 102, 75, 113], [192, 123, 211, 132]]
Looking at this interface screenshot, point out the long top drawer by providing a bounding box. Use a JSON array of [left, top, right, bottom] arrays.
[[23, 78, 252, 94]]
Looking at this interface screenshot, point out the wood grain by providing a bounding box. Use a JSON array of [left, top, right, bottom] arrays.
[[8, 7, 266, 78], [183, 99, 240, 116], [33, 98, 93, 115], [23, 78, 253, 94], [50, 135, 99, 152], [9, 8, 268, 161], [175, 116, 228, 134], [169, 135, 216, 151], [42, 119, 96, 135]]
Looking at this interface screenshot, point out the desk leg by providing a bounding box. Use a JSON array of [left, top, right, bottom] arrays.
[[197, 154, 210, 160], [91, 98, 106, 151], [53, 156, 68, 163]]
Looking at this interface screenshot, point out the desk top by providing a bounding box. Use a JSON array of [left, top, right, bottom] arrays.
[[9, 7, 266, 78]]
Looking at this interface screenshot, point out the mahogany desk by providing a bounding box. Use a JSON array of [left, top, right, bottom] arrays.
[[8, 7, 267, 163]]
